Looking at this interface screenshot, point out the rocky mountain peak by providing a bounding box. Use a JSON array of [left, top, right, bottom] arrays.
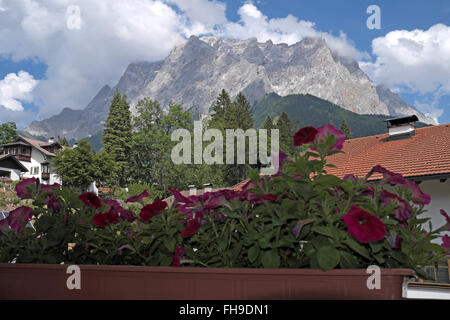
[[25, 36, 436, 141]]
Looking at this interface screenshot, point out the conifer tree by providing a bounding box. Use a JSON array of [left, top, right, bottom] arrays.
[[102, 89, 132, 186], [276, 112, 294, 154], [340, 119, 353, 139]]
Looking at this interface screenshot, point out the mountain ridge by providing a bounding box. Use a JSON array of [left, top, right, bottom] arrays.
[[25, 36, 435, 140]]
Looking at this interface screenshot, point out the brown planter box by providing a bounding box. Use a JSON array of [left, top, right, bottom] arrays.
[[0, 263, 414, 300]]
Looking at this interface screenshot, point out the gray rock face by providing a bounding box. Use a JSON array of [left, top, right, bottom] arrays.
[[25, 36, 435, 140]]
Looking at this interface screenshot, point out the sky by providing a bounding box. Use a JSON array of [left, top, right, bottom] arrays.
[[1, 0, 450, 129]]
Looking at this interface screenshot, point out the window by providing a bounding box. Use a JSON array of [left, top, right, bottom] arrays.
[[31, 167, 40, 175]]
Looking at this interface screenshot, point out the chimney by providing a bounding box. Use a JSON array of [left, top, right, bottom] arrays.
[[203, 183, 212, 193], [384, 115, 418, 139], [48, 137, 55, 143], [188, 184, 197, 196]]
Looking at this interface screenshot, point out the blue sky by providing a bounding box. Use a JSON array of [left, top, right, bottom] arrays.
[[1, 0, 450, 128]]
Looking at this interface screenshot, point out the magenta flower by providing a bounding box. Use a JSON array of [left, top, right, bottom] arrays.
[[370, 165, 406, 185], [15, 178, 36, 199], [40, 183, 61, 194], [92, 211, 120, 227], [381, 190, 412, 222], [406, 181, 430, 206], [441, 209, 450, 224], [342, 205, 386, 243], [387, 232, 402, 250], [140, 199, 167, 222], [271, 150, 288, 175], [181, 218, 201, 238], [260, 194, 279, 201], [343, 174, 357, 182], [441, 235, 450, 250], [293, 126, 318, 147], [6, 206, 34, 232], [314, 124, 346, 151], [79, 192, 102, 209], [172, 246, 186, 267], [45, 193, 61, 213], [119, 209, 136, 223], [104, 199, 122, 212], [125, 190, 149, 203]]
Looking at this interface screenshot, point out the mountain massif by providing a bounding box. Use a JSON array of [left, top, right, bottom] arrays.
[[25, 36, 435, 140]]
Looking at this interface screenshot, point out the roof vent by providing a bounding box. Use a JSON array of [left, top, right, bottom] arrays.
[[384, 115, 418, 139]]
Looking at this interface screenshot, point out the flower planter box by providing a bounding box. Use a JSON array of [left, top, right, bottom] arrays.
[[0, 263, 414, 300]]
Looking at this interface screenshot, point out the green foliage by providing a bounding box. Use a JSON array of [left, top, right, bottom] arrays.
[[52, 139, 96, 190], [340, 119, 352, 139], [253, 93, 429, 138], [102, 90, 132, 186], [275, 112, 294, 154], [0, 122, 18, 151], [4, 123, 447, 273], [57, 136, 69, 147]]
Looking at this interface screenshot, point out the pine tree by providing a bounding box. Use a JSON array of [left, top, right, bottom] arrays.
[[223, 93, 254, 186], [263, 116, 275, 130], [276, 112, 294, 154], [208, 89, 232, 130], [340, 119, 353, 139], [102, 89, 132, 186]]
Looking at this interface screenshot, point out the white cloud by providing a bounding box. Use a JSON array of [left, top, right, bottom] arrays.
[[0, 0, 366, 121], [360, 23, 450, 122], [0, 71, 38, 111]]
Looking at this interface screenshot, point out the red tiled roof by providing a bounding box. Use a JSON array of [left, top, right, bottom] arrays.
[[326, 124, 450, 180], [19, 137, 56, 157]]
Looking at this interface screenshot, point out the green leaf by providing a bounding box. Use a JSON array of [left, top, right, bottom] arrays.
[[261, 250, 280, 268], [316, 246, 340, 270], [164, 237, 176, 252], [343, 238, 370, 259], [312, 226, 335, 239], [248, 245, 260, 263], [339, 250, 360, 268]]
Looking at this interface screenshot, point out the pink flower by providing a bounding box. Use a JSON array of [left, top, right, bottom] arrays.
[[172, 246, 186, 267], [370, 165, 406, 185], [314, 124, 346, 151], [118, 209, 136, 223], [92, 211, 120, 227], [342, 205, 386, 243], [6, 206, 34, 232], [181, 218, 201, 238], [406, 181, 430, 206], [441, 235, 450, 250], [387, 232, 402, 250], [79, 192, 102, 209], [381, 190, 412, 222], [140, 199, 167, 222], [104, 199, 122, 212], [15, 178, 36, 199], [125, 190, 149, 203], [40, 183, 61, 193], [293, 126, 318, 147], [45, 193, 61, 213], [260, 194, 279, 201], [441, 209, 450, 224]]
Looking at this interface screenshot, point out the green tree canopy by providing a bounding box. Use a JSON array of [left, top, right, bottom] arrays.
[[52, 139, 96, 190], [276, 112, 294, 155], [102, 89, 132, 186], [0, 122, 18, 150], [340, 119, 353, 139]]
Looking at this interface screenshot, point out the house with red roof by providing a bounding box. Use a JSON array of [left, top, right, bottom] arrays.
[[326, 116, 450, 237], [0, 136, 63, 185]]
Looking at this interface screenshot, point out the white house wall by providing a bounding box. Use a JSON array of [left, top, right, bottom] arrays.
[[419, 179, 450, 242], [20, 147, 61, 185], [0, 166, 21, 180]]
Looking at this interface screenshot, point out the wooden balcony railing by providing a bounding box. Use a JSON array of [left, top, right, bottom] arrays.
[[41, 172, 50, 180]]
